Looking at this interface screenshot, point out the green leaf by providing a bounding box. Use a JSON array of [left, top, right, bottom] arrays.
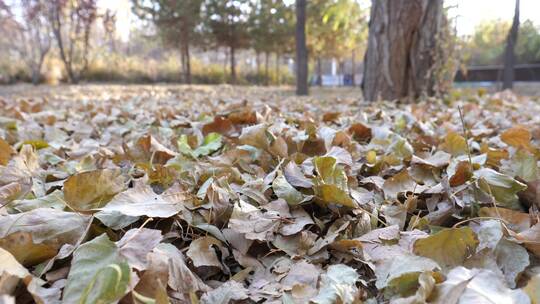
[[63, 234, 129, 304], [474, 168, 527, 209], [178, 132, 223, 158], [80, 262, 130, 304]]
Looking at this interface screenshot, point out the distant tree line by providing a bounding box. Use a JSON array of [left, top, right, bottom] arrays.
[[131, 0, 368, 85], [0, 0, 533, 100]]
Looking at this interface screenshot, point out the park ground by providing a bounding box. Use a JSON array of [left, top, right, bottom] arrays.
[[2, 84, 540, 302]]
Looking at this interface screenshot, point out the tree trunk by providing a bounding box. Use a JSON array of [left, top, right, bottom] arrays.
[[503, 0, 520, 90], [31, 68, 40, 85], [351, 49, 356, 86], [230, 45, 236, 84], [51, 8, 77, 84], [180, 44, 186, 83], [265, 51, 269, 86], [184, 43, 192, 84], [255, 51, 261, 79], [275, 53, 280, 85], [316, 57, 322, 86], [295, 0, 308, 95], [362, 0, 444, 101], [338, 60, 345, 86]]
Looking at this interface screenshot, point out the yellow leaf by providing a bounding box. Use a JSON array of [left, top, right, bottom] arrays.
[[501, 126, 532, 150], [442, 131, 467, 156], [0, 138, 15, 166], [319, 184, 357, 208], [366, 150, 377, 165], [413, 227, 478, 267], [0, 232, 57, 266], [64, 169, 125, 210], [524, 274, 540, 304]]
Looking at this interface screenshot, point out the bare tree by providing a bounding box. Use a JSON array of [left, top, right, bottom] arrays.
[[102, 9, 117, 52], [502, 0, 520, 90], [295, 0, 308, 95], [47, 0, 97, 84], [362, 0, 445, 101], [1, 0, 51, 84]]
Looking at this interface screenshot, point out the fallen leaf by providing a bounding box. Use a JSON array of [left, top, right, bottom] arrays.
[[413, 227, 478, 268], [429, 267, 529, 304], [501, 126, 533, 151], [98, 181, 185, 218], [62, 234, 130, 304], [311, 264, 359, 304], [0, 208, 91, 265], [524, 274, 540, 304], [63, 169, 125, 210], [186, 236, 227, 269], [0, 138, 14, 166]]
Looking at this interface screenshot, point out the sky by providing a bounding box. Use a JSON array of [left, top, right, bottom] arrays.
[[446, 0, 540, 36], [100, 0, 540, 41]]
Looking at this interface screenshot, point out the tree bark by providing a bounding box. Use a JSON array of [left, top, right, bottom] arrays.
[[256, 51, 261, 83], [275, 53, 280, 85], [503, 0, 520, 90], [184, 42, 192, 84], [362, 0, 443, 101], [230, 45, 236, 84], [351, 49, 356, 86], [295, 0, 308, 95], [316, 57, 322, 86], [338, 60, 345, 86], [265, 51, 269, 86], [31, 68, 40, 85]]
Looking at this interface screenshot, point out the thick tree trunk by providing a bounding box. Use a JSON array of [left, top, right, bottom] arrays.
[[363, 0, 443, 101], [503, 0, 520, 90], [295, 0, 308, 95]]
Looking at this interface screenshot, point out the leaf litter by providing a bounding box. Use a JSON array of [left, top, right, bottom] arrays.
[[0, 85, 540, 303]]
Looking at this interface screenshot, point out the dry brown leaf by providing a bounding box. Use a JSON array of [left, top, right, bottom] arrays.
[[63, 169, 125, 210]]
